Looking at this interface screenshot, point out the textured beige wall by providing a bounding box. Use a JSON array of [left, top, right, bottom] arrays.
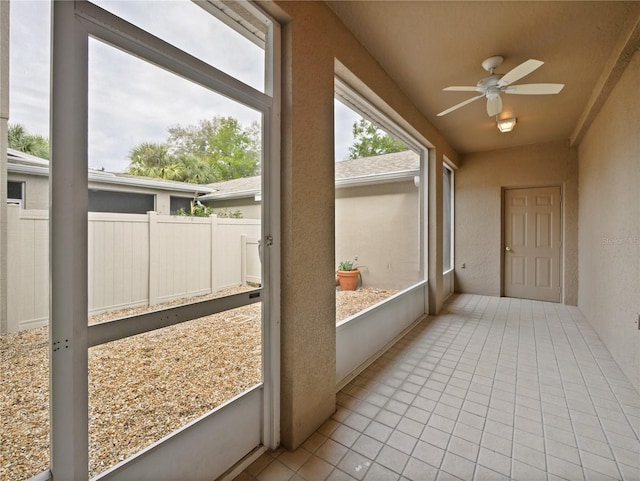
[[455, 140, 578, 304], [578, 49, 640, 391], [277, 2, 337, 449], [336, 181, 421, 290], [269, 0, 459, 449], [428, 151, 444, 314]]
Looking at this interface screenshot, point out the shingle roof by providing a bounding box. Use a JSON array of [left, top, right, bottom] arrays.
[[335, 150, 419, 180], [203, 150, 420, 199], [207, 175, 261, 195], [8, 147, 420, 199], [7, 148, 213, 194]]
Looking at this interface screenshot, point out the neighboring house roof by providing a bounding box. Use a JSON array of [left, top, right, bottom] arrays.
[[205, 175, 262, 200], [201, 150, 420, 201], [7, 148, 215, 195], [7, 148, 420, 200], [335, 150, 419, 180]]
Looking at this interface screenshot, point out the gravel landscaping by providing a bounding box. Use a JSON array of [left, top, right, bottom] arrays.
[[1, 286, 396, 481]]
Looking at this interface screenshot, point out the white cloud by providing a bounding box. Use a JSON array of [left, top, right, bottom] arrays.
[[9, 0, 357, 171], [87, 38, 261, 171], [91, 0, 265, 91], [9, 0, 50, 137], [334, 99, 361, 161]]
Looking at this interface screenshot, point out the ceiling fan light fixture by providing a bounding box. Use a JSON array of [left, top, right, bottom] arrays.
[[497, 117, 516, 133]]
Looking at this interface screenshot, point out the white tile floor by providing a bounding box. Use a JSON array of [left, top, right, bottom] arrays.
[[237, 294, 640, 481]]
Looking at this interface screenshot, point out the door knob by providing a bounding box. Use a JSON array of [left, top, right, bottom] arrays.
[[505, 246, 512, 252]]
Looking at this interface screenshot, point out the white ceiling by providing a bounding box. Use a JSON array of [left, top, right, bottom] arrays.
[[326, 1, 640, 154]]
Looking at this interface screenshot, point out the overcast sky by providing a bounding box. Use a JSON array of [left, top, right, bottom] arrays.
[[9, 0, 361, 172]]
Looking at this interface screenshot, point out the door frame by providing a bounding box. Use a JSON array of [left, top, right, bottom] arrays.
[[50, 2, 280, 479], [501, 184, 563, 302]]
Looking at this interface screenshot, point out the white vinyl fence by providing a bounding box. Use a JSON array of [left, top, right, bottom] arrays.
[[6, 205, 261, 333]]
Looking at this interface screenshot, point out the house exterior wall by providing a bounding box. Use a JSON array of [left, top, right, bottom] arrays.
[[206, 181, 420, 290], [7, 170, 196, 215], [455, 140, 579, 304], [8, 173, 48, 209], [156, 192, 170, 215], [336, 180, 421, 289], [578, 49, 640, 391], [210, 198, 261, 219]]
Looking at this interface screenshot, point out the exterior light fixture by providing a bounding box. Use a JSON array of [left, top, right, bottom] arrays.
[[497, 117, 516, 133]]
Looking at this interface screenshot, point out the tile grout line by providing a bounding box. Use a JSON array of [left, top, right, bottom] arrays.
[[550, 301, 638, 480], [238, 295, 640, 481], [543, 300, 587, 480], [559, 303, 637, 480]]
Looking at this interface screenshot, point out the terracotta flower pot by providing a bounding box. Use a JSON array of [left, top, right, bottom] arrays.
[[337, 269, 359, 291]]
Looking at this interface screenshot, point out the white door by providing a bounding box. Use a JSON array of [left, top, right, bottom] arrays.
[[504, 186, 561, 302]]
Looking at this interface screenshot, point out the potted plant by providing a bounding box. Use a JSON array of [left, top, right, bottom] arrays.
[[336, 260, 360, 291]]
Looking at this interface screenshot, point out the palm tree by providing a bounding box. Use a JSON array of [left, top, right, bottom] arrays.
[[127, 142, 171, 174], [175, 154, 217, 184], [8, 124, 50, 159]]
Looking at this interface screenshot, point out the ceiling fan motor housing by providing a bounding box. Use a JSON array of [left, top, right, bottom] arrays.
[[476, 74, 504, 92]]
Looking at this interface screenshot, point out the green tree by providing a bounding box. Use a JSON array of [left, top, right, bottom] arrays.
[[127, 116, 260, 184], [348, 118, 407, 160], [168, 117, 260, 181], [8, 123, 50, 159]]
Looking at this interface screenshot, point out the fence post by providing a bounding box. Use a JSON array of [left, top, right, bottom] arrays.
[[6, 205, 20, 333], [0, 0, 8, 336], [241, 234, 248, 286], [148, 211, 158, 306], [210, 214, 218, 294]]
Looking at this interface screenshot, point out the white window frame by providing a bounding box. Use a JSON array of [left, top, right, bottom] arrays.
[[443, 162, 454, 274], [7, 180, 24, 207], [49, 2, 280, 479], [333, 77, 433, 387], [334, 77, 429, 283]]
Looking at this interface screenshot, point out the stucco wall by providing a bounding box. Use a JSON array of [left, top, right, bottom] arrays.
[[455, 140, 578, 304], [268, 0, 459, 449], [336, 180, 421, 290], [276, 2, 338, 450], [578, 49, 640, 391]]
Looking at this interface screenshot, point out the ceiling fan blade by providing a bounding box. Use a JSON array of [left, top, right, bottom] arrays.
[[443, 86, 479, 92], [437, 94, 485, 116], [486, 95, 503, 117], [504, 83, 565, 95], [498, 59, 544, 87]]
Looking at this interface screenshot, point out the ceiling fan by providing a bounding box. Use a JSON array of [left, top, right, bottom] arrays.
[[437, 56, 564, 117]]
